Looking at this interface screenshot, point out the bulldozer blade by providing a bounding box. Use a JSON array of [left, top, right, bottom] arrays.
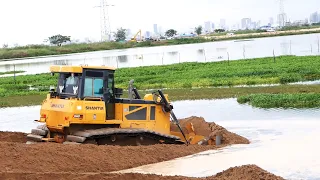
[[66, 135, 86, 143], [31, 129, 47, 136], [26, 134, 43, 142]]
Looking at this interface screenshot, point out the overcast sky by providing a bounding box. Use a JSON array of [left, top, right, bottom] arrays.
[[0, 0, 318, 46]]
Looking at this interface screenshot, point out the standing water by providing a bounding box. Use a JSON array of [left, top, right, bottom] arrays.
[[1, 33, 320, 76], [0, 99, 319, 179]]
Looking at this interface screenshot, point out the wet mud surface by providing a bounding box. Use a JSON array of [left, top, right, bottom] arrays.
[[0, 117, 284, 179]]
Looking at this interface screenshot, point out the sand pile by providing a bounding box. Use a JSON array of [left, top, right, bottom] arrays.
[[211, 164, 285, 180], [171, 116, 250, 145], [0, 165, 285, 180], [0, 131, 27, 143], [0, 142, 216, 173], [0, 117, 285, 180]]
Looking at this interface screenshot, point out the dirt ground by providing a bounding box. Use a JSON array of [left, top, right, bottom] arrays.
[[0, 131, 27, 143], [0, 116, 284, 180], [0, 165, 285, 180]]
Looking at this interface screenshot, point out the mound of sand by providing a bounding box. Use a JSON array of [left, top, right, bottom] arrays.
[[212, 164, 285, 180], [0, 165, 285, 180], [0, 117, 285, 180], [0, 131, 27, 143], [171, 116, 250, 145]]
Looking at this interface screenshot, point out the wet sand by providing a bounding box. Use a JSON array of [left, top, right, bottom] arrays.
[[0, 116, 284, 179]]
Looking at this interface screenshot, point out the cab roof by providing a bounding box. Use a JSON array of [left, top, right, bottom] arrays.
[[50, 65, 116, 73]]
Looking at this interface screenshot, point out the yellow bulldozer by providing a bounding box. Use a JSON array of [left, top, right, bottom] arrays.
[[26, 65, 213, 146]]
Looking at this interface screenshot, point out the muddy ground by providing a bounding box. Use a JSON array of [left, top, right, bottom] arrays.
[[0, 165, 285, 180], [0, 116, 285, 180]]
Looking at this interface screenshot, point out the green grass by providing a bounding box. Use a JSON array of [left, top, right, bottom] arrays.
[[0, 70, 25, 75], [237, 93, 320, 109], [1, 84, 320, 108], [1, 55, 320, 98], [1, 27, 320, 60]]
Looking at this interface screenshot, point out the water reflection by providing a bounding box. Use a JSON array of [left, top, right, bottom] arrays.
[[117, 55, 128, 63], [1, 33, 320, 76]]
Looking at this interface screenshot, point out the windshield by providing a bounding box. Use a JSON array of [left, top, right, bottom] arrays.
[[57, 73, 80, 95]]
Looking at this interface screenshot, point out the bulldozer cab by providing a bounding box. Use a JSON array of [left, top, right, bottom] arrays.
[[50, 65, 117, 120]]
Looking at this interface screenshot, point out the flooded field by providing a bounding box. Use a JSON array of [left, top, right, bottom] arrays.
[[0, 98, 319, 179], [1, 33, 320, 77]]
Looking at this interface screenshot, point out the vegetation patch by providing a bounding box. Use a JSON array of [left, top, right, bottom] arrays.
[[1, 55, 320, 98], [0, 70, 25, 75], [237, 93, 320, 109]]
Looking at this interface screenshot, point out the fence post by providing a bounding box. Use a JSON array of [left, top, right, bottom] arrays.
[[116, 58, 119, 68], [243, 45, 246, 59], [162, 52, 164, 65], [13, 64, 16, 84], [311, 44, 313, 53], [203, 49, 207, 62], [227, 52, 230, 66], [273, 49, 276, 63], [179, 52, 181, 63], [317, 37, 320, 54], [290, 40, 292, 55]]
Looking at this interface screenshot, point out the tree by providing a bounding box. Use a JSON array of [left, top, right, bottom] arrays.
[[165, 29, 177, 37], [114, 28, 127, 42], [195, 26, 202, 35], [46, 34, 71, 46], [214, 29, 225, 33]]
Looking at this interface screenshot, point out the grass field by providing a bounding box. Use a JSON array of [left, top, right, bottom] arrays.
[[237, 93, 320, 109], [1, 55, 320, 108]]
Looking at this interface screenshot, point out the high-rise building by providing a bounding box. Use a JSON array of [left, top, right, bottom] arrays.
[[269, 17, 274, 25], [241, 18, 251, 29], [220, 19, 226, 29], [211, 23, 215, 30], [204, 21, 212, 33], [145, 31, 151, 38], [158, 26, 163, 36], [153, 24, 158, 35], [310, 12, 319, 24]]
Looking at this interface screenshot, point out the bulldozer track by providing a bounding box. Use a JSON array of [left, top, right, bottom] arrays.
[[65, 128, 185, 145], [27, 126, 186, 145]]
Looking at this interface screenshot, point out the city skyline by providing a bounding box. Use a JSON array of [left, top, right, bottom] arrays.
[[0, 0, 319, 46]]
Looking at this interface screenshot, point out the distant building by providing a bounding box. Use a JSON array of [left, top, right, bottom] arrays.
[[251, 22, 258, 29], [310, 12, 319, 24], [220, 19, 226, 29], [241, 18, 251, 29], [145, 31, 151, 38], [153, 24, 158, 35], [269, 17, 274, 25], [211, 23, 215, 30], [204, 21, 212, 33], [158, 26, 163, 36]]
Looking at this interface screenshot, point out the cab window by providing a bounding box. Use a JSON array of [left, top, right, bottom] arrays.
[[58, 73, 80, 95], [84, 78, 103, 97]]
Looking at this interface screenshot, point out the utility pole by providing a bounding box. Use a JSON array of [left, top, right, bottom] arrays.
[[277, 0, 286, 27], [94, 0, 115, 42]]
